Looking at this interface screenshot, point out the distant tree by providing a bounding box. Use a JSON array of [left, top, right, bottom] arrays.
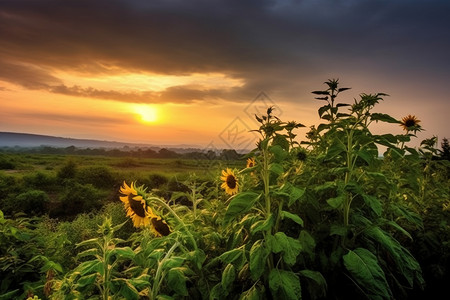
[[441, 137, 450, 160], [220, 149, 241, 160], [143, 148, 157, 158], [158, 148, 179, 158]]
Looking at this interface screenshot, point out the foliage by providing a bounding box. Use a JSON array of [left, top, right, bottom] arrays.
[[0, 210, 61, 299], [0, 80, 448, 299], [76, 165, 117, 189]]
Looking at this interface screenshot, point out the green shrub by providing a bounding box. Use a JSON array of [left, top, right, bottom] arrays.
[[22, 171, 56, 190], [0, 211, 55, 299], [56, 159, 77, 182], [147, 173, 169, 189], [14, 190, 49, 215], [0, 155, 16, 170], [76, 165, 116, 189], [59, 181, 104, 215]]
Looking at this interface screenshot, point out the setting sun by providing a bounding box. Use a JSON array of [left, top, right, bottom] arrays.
[[133, 104, 158, 123]]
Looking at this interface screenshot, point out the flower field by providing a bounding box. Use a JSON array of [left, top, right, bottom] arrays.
[[1, 80, 449, 299]]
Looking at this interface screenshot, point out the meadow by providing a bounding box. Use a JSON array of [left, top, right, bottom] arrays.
[[1, 80, 449, 300]]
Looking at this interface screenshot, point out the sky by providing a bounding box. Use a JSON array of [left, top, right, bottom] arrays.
[[1, 0, 449, 150]]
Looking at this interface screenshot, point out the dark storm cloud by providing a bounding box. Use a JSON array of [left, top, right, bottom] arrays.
[[1, 0, 449, 103]]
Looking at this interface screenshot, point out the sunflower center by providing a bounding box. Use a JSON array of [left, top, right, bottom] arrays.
[[226, 175, 237, 189], [404, 119, 416, 127], [151, 218, 171, 236], [128, 196, 146, 217]]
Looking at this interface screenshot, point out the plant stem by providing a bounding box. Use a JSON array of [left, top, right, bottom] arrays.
[[261, 142, 275, 271], [151, 241, 180, 300], [102, 236, 110, 300], [344, 129, 354, 227]]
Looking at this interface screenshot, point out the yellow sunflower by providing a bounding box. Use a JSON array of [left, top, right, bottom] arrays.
[[400, 114, 421, 131], [119, 181, 156, 228], [221, 168, 239, 195], [246, 157, 256, 168]]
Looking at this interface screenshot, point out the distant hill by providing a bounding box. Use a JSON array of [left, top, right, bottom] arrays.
[[0, 132, 198, 151]]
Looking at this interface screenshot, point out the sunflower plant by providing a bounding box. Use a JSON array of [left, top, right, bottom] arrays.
[[49, 217, 148, 300], [297, 79, 425, 298], [213, 107, 327, 300]]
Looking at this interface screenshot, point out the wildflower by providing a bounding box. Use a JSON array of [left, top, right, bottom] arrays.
[[119, 181, 155, 228], [220, 168, 239, 195], [246, 157, 256, 168], [400, 115, 421, 132]]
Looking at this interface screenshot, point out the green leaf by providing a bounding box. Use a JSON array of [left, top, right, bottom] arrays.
[[325, 140, 346, 160], [111, 247, 135, 260], [118, 280, 140, 300], [76, 238, 100, 248], [156, 295, 174, 300], [219, 247, 245, 269], [223, 192, 260, 226], [269, 269, 302, 300], [362, 195, 382, 216], [312, 90, 329, 95], [364, 227, 423, 287], [249, 240, 269, 280], [318, 104, 331, 118], [314, 181, 336, 194], [221, 263, 235, 291], [299, 269, 327, 287], [77, 273, 98, 288], [366, 172, 388, 184], [76, 260, 102, 276], [405, 147, 419, 156], [357, 149, 374, 165], [329, 224, 348, 237], [128, 274, 151, 289], [371, 113, 399, 124], [168, 267, 188, 296], [280, 211, 304, 226], [299, 270, 327, 298], [280, 183, 305, 206], [0, 289, 19, 300], [77, 248, 99, 259], [269, 163, 284, 175], [299, 230, 316, 257], [327, 195, 345, 209], [394, 206, 423, 229], [210, 283, 226, 300], [272, 135, 290, 152], [250, 214, 274, 234], [343, 248, 392, 299], [191, 248, 206, 270], [162, 256, 184, 269], [240, 285, 262, 300], [385, 220, 412, 240], [268, 232, 302, 265]]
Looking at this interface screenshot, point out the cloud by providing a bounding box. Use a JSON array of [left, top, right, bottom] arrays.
[[14, 111, 127, 126], [0, 0, 449, 105], [0, 60, 62, 89]]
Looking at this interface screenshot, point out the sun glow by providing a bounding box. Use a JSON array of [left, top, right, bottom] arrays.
[[133, 104, 158, 123]]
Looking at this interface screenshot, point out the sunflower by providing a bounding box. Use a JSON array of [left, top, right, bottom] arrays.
[[221, 168, 239, 195], [119, 181, 156, 228], [150, 216, 172, 237], [246, 157, 256, 168], [400, 114, 421, 132]]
